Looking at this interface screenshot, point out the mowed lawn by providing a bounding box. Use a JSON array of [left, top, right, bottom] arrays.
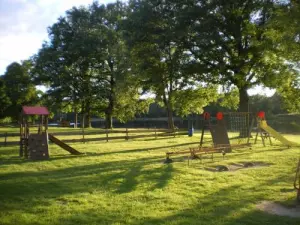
[[0, 127, 300, 225]]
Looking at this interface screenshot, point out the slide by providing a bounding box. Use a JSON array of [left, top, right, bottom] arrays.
[[259, 120, 296, 147], [48, 133, 82, 155]]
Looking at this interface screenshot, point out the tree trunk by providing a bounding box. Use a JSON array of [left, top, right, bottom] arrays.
[[238, 87, 249, 112], [105, 61, 115, 130], [105, 90, 114, 129], [162, 94, 175, 130], [167, 105, 175, 130], [81, 113, 85, 128], [85, 112, 91, 128], [105, 112, 113, 129], [74, 108, 78, 128], [84, 100, 91, 128], [238, 87, 249, 137]]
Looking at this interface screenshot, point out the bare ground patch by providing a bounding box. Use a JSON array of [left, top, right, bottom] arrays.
[[204, 161, 272, 172], [256, 201, 300, 218]]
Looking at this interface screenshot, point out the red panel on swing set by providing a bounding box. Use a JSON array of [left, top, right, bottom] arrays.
[[203, 112, 210, 120], [216, 112, 224, 120], [22, 106, 50, 115]]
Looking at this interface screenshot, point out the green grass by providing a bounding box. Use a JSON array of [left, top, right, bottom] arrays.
[[1, 127, 300, 225]]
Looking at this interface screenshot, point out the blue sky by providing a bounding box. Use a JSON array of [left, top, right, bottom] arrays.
[[0, 0, 113, 74], [0, 0, 275, 96]]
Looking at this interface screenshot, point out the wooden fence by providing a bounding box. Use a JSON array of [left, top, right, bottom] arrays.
[[0, 128, 187, 146]]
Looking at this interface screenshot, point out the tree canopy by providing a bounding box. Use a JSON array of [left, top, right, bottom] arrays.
[[1, 61, 39, 120], [123, 0, 219, 128], [180, 0, 298, 113], [1, 0, 299, 125], [33, 2, 150, 128]]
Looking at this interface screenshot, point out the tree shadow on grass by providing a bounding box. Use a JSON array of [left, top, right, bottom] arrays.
[[0, 155, 175, 200], [0, 141, 200, 166], [42, 182, 300, 225], [1, 157, 300, 225], [117, 164, 143, 193], [152, 163, 173, 190], [0, 154, 177, 225]]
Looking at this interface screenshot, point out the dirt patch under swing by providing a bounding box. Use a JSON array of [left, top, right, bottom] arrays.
[[204, 161, 272, 172], [256, 201, 300, 218]]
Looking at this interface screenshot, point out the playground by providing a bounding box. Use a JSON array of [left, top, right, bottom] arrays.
[[1, 111, 300, 225]]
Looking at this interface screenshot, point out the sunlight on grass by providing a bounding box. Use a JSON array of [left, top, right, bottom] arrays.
[[0, 127, 300, 225]]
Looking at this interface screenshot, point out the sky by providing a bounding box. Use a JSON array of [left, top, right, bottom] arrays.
[[0, 0, 113, 74], [0, 0, 275, 96]]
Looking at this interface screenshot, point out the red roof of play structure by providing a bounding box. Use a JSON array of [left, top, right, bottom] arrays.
[[22, 106, 50, 115]]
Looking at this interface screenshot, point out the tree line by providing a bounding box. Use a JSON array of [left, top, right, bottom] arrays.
[[0, 0, 299, 129]]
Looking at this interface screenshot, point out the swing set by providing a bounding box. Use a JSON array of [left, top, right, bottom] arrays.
[[165, 111, 252, 163]]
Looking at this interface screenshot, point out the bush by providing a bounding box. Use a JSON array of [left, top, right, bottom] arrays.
[[0, 117, 12, 124]]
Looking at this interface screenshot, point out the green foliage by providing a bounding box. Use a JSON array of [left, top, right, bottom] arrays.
[[114, 81, 153, 122], [32, 7, 95, 121], [269, 0, 300, 61], [2, 61, 39, 120], [171, 85, 218, 117], [0, 117, 12, 123], [124, 0, 216, 128], [249, 93, 288, 115], [33, 2, 146, 128], [218, 88, 240, 110], [4, 0, 300, 123], [0, 78, 11, 117], [276, 70, 300, 113], [181, 0, 296, 111]]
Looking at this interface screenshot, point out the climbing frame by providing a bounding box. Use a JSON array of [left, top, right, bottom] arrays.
[[20, 106, 50, 160]]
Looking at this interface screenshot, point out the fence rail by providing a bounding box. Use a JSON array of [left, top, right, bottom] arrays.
[[0, 128, 188, 146]]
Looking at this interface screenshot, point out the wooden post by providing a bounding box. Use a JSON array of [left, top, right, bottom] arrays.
[[155, 127, 157, 139], [82, 114, 85, 143], [39, 116, 42, 132], [45, 116, 48, 132], [82, 129, 85, 143], [173, 128, 176, 138], [260, 129, 266, 147], [254, 129, 259, 144], [20, 115, 23, 157], [4, 132, 7, 147], [24, 115, 29, 159], [268, 134, 273, 146], [126, 128, 129, 140], [74, 108, 78, 128], [247, 117, 254, 145], [106, 128, 109, 142]]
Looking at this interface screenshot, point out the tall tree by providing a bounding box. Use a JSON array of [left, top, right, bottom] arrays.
[[269, 0, 300, 112], [183, 0, 294, 113], [124, 0, 217, 129], [0, 78, 11, 118], [2, 61, 39, 120], [33, 44, 82, 127], [33, 2, 149, 128], [249, 93, 288, 115], [90, 2, 150, 128]]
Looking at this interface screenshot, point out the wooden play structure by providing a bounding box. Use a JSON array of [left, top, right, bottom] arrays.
[[20, 106, 50, 160], [20, 106, 82, 160]]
